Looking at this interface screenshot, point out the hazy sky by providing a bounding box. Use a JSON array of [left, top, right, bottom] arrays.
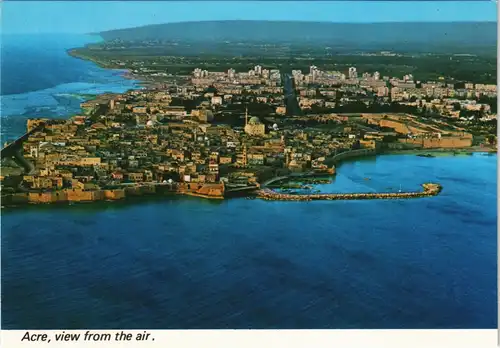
[[2, 1, 497, 34]]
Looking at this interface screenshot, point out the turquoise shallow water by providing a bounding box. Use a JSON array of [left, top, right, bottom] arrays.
[[2, 153, 497, 329], [0, 34, 140, 143]]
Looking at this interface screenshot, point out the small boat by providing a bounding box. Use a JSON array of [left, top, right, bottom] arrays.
[[364, 177, 370, 181]]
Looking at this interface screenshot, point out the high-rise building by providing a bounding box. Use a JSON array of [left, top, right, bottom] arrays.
[[227, 68, 235, 79], [348, 67, 357, 79], [309, 66, 321, 82], [403, 74, 414, 82], [254, 65, 262, 76], [193, 68, 202, 78], [377, 86, 389, 97], [373, 71, 381, 80]]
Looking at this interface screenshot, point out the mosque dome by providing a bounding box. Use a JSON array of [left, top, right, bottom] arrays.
[[248, 116, 261, 125], [146, 120, 154, 127]]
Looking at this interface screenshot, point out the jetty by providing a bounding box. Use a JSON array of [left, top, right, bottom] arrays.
[[257, 183, 442, 201]]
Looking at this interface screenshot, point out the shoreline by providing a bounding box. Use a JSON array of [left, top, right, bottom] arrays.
[[3, 147, 495, 209], [2, 45, 496, 208], [380, 147, 496, 156], [67, 48, 151, 88]]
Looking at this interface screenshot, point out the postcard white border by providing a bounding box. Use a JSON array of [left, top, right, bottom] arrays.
[[0, 2, 499, 348], [0, 329, 498, 347]]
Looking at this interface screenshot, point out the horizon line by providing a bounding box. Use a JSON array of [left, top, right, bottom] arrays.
[[96, 19, 498, 34], [3, 19, 496, 35]]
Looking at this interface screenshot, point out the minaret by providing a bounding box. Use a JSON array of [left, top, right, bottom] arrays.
[[242, 144, 247, 168], [245, 107, 248, 126]]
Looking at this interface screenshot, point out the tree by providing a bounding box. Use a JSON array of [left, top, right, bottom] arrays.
[[480, 105, 486, 115], [315, 88, 322, 98], [383, 135, 400, 143], [421, 105, 428, 115], [430, 105, 439, 115]]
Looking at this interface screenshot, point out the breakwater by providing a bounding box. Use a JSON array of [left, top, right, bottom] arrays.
[[257, 183, 442, 201]]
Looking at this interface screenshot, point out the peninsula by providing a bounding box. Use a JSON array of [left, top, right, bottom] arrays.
[[1, 21, 497, 206]]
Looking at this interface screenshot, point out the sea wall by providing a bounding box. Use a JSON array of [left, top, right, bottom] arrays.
[[65, 189, 104, 202], [124, 185, 157, 196], [177, 182, 225, 199], [257, 183, 442, 201], [1, 182, 224, 206], [104, 189, 126, 200], [399, 137, 473, 148], [325, 148, 378, 167]]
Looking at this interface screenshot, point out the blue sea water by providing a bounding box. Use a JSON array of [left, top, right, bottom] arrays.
[[0, 35, 497, 329]]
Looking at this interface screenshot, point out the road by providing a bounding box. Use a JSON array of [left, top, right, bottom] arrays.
[[282, 73, 303, 116]]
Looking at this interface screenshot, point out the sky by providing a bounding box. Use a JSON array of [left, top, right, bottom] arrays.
[[1, 1, 497, 34]]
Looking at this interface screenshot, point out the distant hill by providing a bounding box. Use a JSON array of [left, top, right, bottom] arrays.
[[99, 20, 497, 49]]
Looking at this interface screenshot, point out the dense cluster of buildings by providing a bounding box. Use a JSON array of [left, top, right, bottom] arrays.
[[1, 63, 495, 204], [5, 86, 354, 202], [291, 65, 496, 117], [185, 64, 497, 122], [192, 65, 281, 86]]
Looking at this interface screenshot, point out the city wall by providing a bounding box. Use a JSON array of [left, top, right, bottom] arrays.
[[178, 182, 225, 199], [2, 182, 225, 206], [399, 137, 473, 148]]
